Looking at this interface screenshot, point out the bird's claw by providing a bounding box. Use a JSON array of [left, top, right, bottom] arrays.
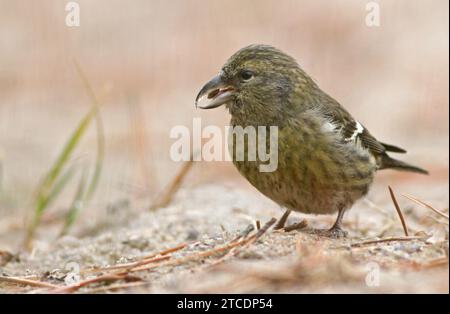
[[310, 226, 348, 238], [326, 227, 348, 238]]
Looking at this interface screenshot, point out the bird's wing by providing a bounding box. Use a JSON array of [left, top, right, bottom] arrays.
[[312, 93, 428, 174], [317, 94, 405, 156]]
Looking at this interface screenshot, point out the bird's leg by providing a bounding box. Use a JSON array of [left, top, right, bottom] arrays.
[[326, 208, 348, 238], [274, 209, 292, 230], [310, 208, 348, 238]]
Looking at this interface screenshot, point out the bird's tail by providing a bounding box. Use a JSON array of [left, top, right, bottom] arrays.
[[379, 154, 429, 175]]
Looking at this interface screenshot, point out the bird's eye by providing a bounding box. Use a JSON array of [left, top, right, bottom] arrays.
[[239, 70, 254, 81]]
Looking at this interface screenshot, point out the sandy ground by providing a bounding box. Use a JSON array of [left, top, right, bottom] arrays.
[[1, 176, 448, 293]]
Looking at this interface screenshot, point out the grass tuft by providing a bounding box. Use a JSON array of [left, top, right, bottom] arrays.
[[23, 61, 105, 249]]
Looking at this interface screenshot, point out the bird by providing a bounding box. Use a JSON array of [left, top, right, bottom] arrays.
[[195, 44, 428, 237]]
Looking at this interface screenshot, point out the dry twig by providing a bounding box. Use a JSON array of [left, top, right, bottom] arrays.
[[210, 218, 276, 267], [231, 224, 255, 243], [48, 273, 142, 294], [284, 219, 308, 232], [83, 281, 151, 294], [0, 275, 59, 289], [149, 152, 197, 210], [402, 193, 449, 220], [388, 186, 409, 236], [348, 235, 429, 248], [82, 243, 187, 274]]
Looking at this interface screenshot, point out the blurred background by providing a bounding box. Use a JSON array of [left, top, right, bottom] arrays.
[[0, 0, 448, 249]]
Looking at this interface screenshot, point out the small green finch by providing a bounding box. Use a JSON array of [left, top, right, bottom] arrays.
[[195, 45, 427, 237]]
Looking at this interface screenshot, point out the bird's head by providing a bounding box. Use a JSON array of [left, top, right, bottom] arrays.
[[195, 44, 317, 124]]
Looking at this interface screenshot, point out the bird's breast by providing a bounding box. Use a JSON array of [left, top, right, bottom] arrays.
[[228, 119, 376, 214]]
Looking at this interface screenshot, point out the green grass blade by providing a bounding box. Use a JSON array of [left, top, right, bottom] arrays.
[[59, 167, 88, 237], [59, 110, 105, 236], [58, 60, 105, 236], [44, 163, 77, 209], [85, 109, 105, 201], [24, 60, 105, 248], [24, 109, 95, 248], [73, 59, 105, 201], [38, 111, 94, 197]]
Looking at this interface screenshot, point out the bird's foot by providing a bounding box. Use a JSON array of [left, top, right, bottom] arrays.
[[283, 219, 308, 232], [310, 226, 348, 239], [274, 220, 286, 230], [274, 210, 292, 230], [325, 226, 348, 238]]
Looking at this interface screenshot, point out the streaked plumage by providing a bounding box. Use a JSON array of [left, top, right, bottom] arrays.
[[196, 44, 427, 237]]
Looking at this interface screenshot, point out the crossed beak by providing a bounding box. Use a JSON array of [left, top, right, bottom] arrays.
[[195, 74, 236, 109]]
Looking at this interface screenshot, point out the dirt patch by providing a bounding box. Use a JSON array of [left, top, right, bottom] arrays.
[[0, 182, 448, 293]]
